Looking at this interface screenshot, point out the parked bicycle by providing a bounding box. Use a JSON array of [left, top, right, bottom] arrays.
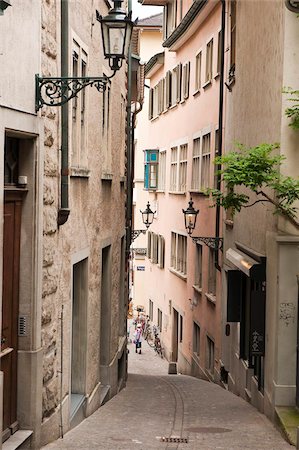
[[154, 333, 163, 358]]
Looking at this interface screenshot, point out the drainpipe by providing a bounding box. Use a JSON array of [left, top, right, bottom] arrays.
[[126, 0, 133, 261], [58, 0, 70, 226], [215, 0, 225, 271]]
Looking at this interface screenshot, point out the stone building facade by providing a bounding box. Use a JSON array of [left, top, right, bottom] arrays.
[[136, 0, 223, 381], [0, 0, 128, 447], [220, 0, 299, 433]]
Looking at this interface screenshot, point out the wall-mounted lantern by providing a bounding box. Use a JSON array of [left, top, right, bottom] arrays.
[[182, 197, 223, 250], [97, 0, 134, 72], [35, 0, 134, 110], [131, 202, 156, 242]]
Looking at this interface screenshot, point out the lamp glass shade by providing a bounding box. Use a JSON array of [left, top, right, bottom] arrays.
[[99, 4, 133, 70], [183, 199, 199, 235], [141, 202, 155, 229]]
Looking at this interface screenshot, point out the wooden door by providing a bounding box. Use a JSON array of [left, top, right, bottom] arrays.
[[2, 191, 23, 442]]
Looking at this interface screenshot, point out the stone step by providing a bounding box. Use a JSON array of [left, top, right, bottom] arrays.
[[275, 406, 299, 446], [3, 430, 33, 450], [100, 384, 111, 406]]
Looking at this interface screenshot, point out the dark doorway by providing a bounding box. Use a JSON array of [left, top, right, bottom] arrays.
[[172, 308, 179, 362], [2, 191, 23, 441]]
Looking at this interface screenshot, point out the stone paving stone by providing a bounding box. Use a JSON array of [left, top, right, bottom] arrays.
[[43, 333, 292, 450]]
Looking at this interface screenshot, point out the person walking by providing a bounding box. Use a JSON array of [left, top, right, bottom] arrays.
[[134, 323, 142, 354]]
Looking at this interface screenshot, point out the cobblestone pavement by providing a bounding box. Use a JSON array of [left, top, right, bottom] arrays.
[[43, 330, 292, 450]]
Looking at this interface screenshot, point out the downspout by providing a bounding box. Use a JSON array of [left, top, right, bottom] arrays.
[[58, 0, 70, 226], [215, 0, 225, 271], [125, 0, 133, 379], [126, 4, 132, 256]]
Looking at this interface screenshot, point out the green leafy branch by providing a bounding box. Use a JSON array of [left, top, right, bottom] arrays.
[[208, 143, 299, 229], [284, 87, 299, 130]]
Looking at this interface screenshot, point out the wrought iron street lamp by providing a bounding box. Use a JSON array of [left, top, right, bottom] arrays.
[[141, 201, 155, 229], [131, 202, 155, 242], [182, 198, 198, 236], [35, 0, 134, 110], [182, 198, 223, 250]]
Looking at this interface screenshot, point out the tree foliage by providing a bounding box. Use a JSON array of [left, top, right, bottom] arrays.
[[284, 88, 299, 130], [208, 143, 299, 229]]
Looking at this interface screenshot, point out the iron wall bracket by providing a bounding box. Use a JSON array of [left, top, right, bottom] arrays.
[[131, 230, 146, 241], [191, 236, 223, 251], [35, 74, 112, 111]]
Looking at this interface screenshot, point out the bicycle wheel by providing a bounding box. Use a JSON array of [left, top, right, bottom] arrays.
[[146, 332, 155, 347]]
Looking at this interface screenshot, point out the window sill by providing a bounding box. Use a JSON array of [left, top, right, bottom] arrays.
[[169, 268, 187, 281], [169, 191, 186, 195], [101, 172, 113, 181], [156, 189, 165, 194], [144, 187, 157, 192], [205, 292, 216, 305], [120, 176, 126, 184], [214, 72, 220, 80], [193, 285, 202, 294], [202, 80, 212, 90], [189, 189, 209, 197], [168, 103, 178, 111], [70, 167, 90, 178], [193, 89, 201, 98]]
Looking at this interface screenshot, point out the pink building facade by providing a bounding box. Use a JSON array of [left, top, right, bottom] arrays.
[[136, 0, 224, 381]]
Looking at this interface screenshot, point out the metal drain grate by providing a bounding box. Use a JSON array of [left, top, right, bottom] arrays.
[[160, 437, 188, 443]]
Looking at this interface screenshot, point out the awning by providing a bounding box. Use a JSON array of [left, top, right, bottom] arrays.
[[226, 248, 266, 281]]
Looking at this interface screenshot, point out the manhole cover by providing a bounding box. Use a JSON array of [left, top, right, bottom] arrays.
[[161, 437, 189, 443], [185, 427, 232, 434]]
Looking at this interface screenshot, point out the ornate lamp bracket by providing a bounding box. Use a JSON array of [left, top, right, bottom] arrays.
[[35, 74, 115, 111], [191, 236, 223, 251], [131, 230, 146, 241]]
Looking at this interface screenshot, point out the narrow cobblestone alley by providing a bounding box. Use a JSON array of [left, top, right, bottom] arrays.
[[43, 329, 292, 450]]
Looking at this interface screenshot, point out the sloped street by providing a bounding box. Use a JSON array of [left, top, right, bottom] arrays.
[[43, 334, 292, 450]]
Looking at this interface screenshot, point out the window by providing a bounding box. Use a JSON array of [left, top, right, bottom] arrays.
[[195, 51, 202, 91], [194, 243, 203, 290], [193, 322, 200, 357], [151, 233, 158, 264], [102, 75, 111, 174], [191, 137, 201, 190], [205, 39, 213, 83], [179, 315, 183, 342], [149, 88, 154, 119], [178, 144, 187, 193], [158, 150, 166, 191], [158, 235, 165, 269], [170, 144, 188, 193], [158, 308, 163, 331], [217, 30, 223, 75], [164, 0, 177, 39], [144, 149, 159, 190], [214, 129, 219, 189], [166, 70, 172, 108], [147, 232, 152, 258], [170, 64, 182, 105], [149, 299, 154, 321], [208, 248, 216, 296], [148, 232, 165, 269], [206, 336, 215, 374], [170, 232, 187, 276], [71, 41, 88, 167], [182, 62, 190, 100], [170, 146, 178, 191], [229, 0, 236, 83], [201, 133, 211, 190]]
